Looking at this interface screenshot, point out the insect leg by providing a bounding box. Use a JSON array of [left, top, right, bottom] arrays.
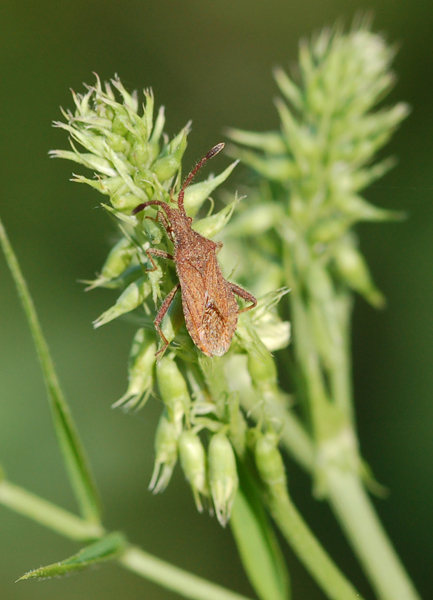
[[154, 282, 181, 357], [132, 199, 166, 215], [230, 283, 257, 313], [157, 211, 174, 242], [146, 248, 174, 272]]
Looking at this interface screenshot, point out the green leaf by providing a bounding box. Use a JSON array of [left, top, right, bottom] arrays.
[[0, 217, 102, 524], [230, 462, 290, 600], [17, 532, 126, 581]]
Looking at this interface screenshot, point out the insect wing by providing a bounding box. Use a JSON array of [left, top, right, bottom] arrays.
[[177, 256, 238, 357]]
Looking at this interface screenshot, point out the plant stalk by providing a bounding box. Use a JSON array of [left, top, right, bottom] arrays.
[[0, 215, 101, 524], [265, 486, 365, 600], [0, 479, 254, 600], [0, 480, 104, 541], [326, 467, 421, 600], [119, 546, 255, 600]]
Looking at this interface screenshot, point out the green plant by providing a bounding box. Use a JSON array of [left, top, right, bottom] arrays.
[[0, 21, 421, 600]]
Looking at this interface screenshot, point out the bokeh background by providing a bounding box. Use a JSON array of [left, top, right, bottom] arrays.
[[1, 1, 432, 599]]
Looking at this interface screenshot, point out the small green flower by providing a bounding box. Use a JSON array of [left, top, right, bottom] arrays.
[[179, 431, 208, 512], [51, 75, 184, 210], [254, 431, 287, 495], [227, 24, 409, 244], [156, 356, 191, 431], [113, 328, 157, 411], [332, 236, 385, 308], [149, 410, 179, 494], [86, 236, 135, 290], [208, 433, 238, 527], [93, 277, 151, 328]]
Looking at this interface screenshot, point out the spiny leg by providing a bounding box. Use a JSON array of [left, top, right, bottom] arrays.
[[156, 211, 174, 241], [154, 283, 181, 357], [132, 199, 166, 215], [230, 282, 257, 313], [145, 247, 174, 271]]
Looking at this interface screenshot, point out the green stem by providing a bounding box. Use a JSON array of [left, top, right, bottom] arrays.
[[0, 480, 104, 541], [239, 393, 314, 473], [283, 243, 420, 598], [0, 215, 101, 524], [0, 479, 254, 600], [265, 487, 365, 600], [274, 399, 422, 600], [119, 547, 254, 600], [326, 468, 421, 600], [290, 290, 341, 442]]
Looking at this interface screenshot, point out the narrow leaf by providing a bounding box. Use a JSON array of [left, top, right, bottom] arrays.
[[0, 216, 102, 523], [18, 532, 126, 581], [230, 462, 290, 600]]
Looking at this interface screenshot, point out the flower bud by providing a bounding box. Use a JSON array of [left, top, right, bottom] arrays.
[[84, 265, 142, 291], [333, 240, 385, 308], [152, 132, 187, 183], [225, 203, 284, 237], [310, 217, 349, 244], [156, 357, 191, 430], [247, 347, 279, 403], [273, 66, 303, 111], [106, 132, 131, 155], [89, 175, 128, 197], [227, 127, 287, 154], [149, 410, 178, 494], [227, 395, 247, 459], [336, 192, 404, 223], [50, 149, 117, 177], [192, 200, 237, 239], [113, 328, 157, 411], [99, 237, 134, 282], [111, 192, 146, 212], [93, 276, 151, 327], [255, 432, 287, 494], [112, 114, 130, 136], [179, 431, 208, 512], [230, 147, 295, 182], [111, 76, 139, 113], [129, 142, 150, 168], [208, 433, 238, 527]]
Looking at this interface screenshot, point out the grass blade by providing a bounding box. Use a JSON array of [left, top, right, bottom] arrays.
[[0, 216, 101, 523]]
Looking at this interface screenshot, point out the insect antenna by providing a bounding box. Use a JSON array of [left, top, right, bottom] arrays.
[[177, 142, 225, 214]]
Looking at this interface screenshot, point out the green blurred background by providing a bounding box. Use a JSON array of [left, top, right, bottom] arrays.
[[1, 1, 432, 599]]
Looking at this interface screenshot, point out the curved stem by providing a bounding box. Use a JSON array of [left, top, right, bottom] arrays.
[[265, 487, 365, 600]]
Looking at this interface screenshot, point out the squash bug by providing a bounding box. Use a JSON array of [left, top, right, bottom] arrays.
[[132, 143, 257, 357]]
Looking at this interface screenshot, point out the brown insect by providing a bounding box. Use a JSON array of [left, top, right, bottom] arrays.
[[132, 143, 257, 357]]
